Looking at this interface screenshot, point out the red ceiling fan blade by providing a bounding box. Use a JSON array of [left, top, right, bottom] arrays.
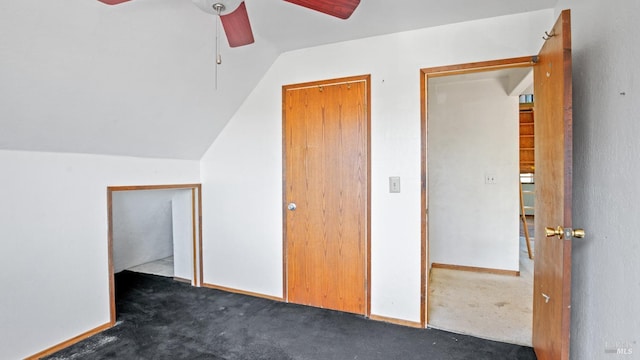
[[284, 0, 360, 19], [97, 0, 131, 5], [220, 2, 255, 48]]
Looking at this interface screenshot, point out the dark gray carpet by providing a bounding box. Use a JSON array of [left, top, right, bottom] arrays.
[[45, 271, 536, 359]]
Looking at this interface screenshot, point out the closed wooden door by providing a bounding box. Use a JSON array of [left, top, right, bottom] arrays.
[[532, 9, 575, 360], [283, 75, 370, 315]]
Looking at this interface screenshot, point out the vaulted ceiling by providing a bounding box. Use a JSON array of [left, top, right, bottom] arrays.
[[0, 0, 558, 159]]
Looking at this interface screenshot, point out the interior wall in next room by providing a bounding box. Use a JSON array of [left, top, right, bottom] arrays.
[[428, 76, 520, 272], [112, 189, 193, 275], [172, 189, 196, 281]]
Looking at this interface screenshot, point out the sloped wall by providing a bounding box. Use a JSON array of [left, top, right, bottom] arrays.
[[200, 10, 553, 323]]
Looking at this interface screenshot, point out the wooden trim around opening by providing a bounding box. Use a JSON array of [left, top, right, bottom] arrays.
[[107, 187, 116, 325], [420, 56, 536, 328], [191, 188, 198, 286], [197, 187, 204, 286], [106, 184, 202, 191], [419, 67, 428, 328], [202, 282, 285, 302], [25, 322, 112, 360], [431, 263, 520, 277], [423, 56, 535, 78]]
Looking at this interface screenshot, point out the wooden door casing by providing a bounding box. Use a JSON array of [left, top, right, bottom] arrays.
[[420, 56, 536, 327], [283, 75, 370, 315], [532, 9, 573, 360]]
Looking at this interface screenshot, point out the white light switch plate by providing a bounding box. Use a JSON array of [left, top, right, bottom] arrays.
[[389, 176, 401, 193]]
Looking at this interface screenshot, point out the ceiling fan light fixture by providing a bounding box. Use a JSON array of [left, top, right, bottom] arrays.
[[192, 0, 242, 16]]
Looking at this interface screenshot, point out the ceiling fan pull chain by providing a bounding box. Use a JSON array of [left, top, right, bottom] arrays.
[[215, 4, 222, 65], [213, 3, 224, 89]]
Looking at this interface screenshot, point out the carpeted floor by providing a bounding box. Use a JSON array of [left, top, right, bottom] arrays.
[[428, 235, 534, 346], [44, 271, 536, 360]]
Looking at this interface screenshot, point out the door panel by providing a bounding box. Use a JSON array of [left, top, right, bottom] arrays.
[[532, 10, 573, 360], [283, 76, 370, 315]]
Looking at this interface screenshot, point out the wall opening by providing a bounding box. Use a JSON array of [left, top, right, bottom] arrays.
[[421, 57, 535, 345], [107, 184, 203, 324]]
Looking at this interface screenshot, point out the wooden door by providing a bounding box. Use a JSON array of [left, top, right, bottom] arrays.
[[283, 75, 370, 315], [532, 10, 573, 360]]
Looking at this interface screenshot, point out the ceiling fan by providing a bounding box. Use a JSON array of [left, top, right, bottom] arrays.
[[97, 0, 361, 48]]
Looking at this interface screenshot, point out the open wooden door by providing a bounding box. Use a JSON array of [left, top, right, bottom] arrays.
[[533, 10, 583, 360]]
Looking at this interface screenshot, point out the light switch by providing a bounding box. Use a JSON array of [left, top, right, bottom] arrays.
[[389, 176, 401, 193]]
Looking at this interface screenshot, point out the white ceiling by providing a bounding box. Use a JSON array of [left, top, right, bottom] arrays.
[[0, 0, 557, 159], [429, 68, 534, 96]]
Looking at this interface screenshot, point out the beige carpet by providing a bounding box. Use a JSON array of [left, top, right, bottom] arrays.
[[428, 237, 534, 346]]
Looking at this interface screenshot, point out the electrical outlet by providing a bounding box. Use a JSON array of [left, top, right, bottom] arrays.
[[485, 174, 497, 184]]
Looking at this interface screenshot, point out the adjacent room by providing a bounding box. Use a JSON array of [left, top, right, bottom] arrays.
[[110, 186, 200, 283], [425, 67, 536, 346]]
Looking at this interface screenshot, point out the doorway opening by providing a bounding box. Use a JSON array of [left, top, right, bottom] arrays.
[[421, 57, 536, 345], [107, 184, 203, 324]]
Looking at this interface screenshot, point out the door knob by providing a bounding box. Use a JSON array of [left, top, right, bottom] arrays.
[[545, 226, 585, 239], [287, 202, 297, 211]]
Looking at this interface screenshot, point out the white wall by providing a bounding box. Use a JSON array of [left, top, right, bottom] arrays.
[[552, 2, 640, 359], [112, 190, 175, 273], [428, 77, 520, 271], [201, 10, 554, 324], [0, 150, 199, 359], [172, 190, 195, 281]]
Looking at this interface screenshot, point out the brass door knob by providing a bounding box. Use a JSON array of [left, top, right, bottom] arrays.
[[545, 226, 585, 239], [545, 226, 563, 237], [572, 229, 586, 238]]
